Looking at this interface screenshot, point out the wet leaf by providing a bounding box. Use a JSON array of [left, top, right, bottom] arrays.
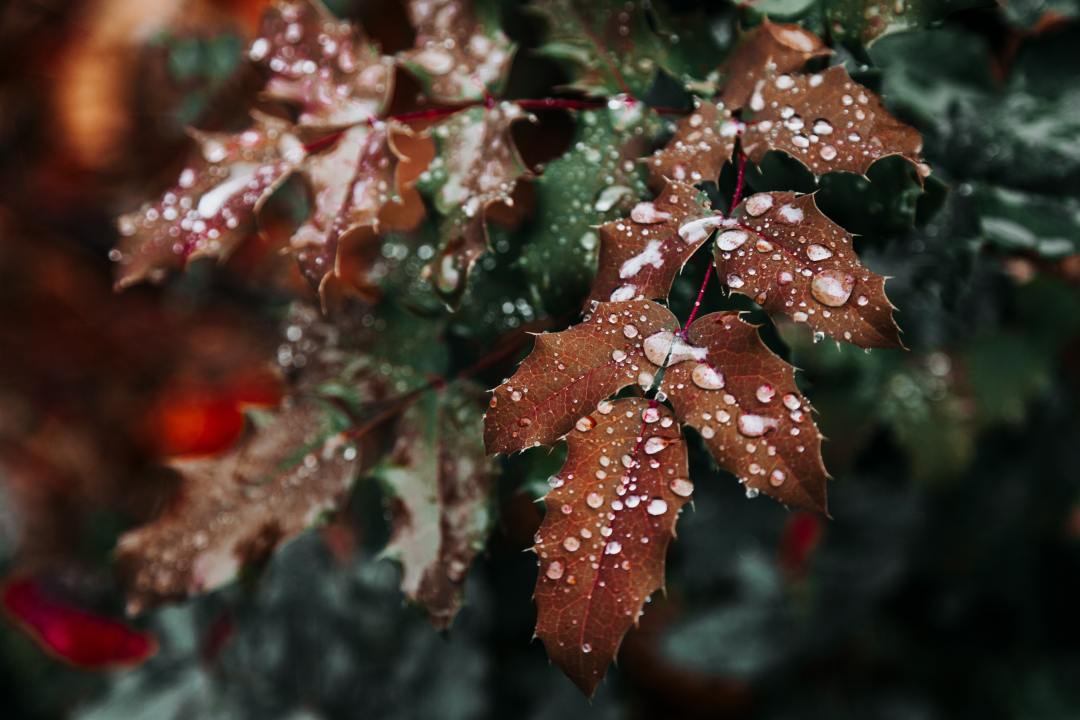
[[718, 19, 830, 110], [646, 99, 738, 189], [379, 382, 495, 629], [293, 122, 433, 300], [741, 65, 925, 179], [399, 0, 515, 103], [717, 190, 902, 348], [534, 397, 690, 696], [587, 179, 714, 306], [116, 395, 384, 614], [660, 312, 828, 512], [483, 300, 679, 455], [825, 0, 991, 47], [113, 113, 303, 289], [251, 0, 394, 128], [419, 103, 534, 307]]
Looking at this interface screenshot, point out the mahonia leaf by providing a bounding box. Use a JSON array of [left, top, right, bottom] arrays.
[[116, 396, 380, 614], [717, 190, 901, 348], [534, 397, 690, 696], [646, 99, 738, 189], [587, 179, 715, 305], [825, 0, 989, 47], [484, 300, 679, 455], [518, 103, 663, 305], [113, 113, 303, 289], [250, 0, 394, 128], [718, 19, 830, 110], [659, 312, 827, 512], [379, 382, 494, 629], [398, 0, 515, 103], [293, 122, 433, 300], [419, 102, 534, 307], [532, 0, 664, 97], [741, 65, 926, 178]]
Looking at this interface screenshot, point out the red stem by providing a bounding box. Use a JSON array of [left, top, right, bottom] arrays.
[[730, 150, 748, 212]]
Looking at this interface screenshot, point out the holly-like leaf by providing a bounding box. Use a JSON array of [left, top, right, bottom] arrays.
[[398, 0, 515, 103], [378, 382, 494, 628], [419, 102, 534, 306], [587, 179, 715, 305], [518, 103, 663, 308], [717, 190, 901, 348], [646, 99, 739, 189], [113, 113, 303, 289], [718, 19, 830, 110], [660, 312, 827, 512], [741, 65, 926, 179], [292, 122, 433, 299], [532, 0, 666, 98], [484, 300, 680, 455], [534, 396, 691, 696], [250, 0, 394, 128], [825, 0, 990, 47]]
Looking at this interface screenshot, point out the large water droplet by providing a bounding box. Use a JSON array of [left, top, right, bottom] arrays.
[[605, 541, 622, 555], [630, 201, 671, 224], [737, 414, 779, 437], [811, 269, 855, 307], [546, 561, 564, 579], [692, 363, 724, 390], [806, 244, 833, 261], [643, 331, 707, 367], [646, 498, 668, 516], [744, 193, 774, 217], [563, 536, 580, 552], [587, 492, 604, 509], [643, 436, 672, 455], [669, 478, 694, 497], [575, 416, 596, 432], [716, 230, 749, 251]]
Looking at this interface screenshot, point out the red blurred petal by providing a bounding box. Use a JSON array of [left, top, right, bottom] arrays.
[[778, 512, 823, 579], [2, 577, 157, 669]]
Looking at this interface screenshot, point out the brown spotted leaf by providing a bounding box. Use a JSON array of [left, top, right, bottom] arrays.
[[741, 65, 925, 178], [587, 179, 714, 306], [293, 121, 433, 300], [379, 382, 494, 629], [716, 190, 901, 348], [645, 99, 738, 190], [534, 397, 690, 696], [116, 396, 383, 614], [399, 0, 515, 103], [660, 312, 827, 513], [251, 0, 394, 128], [420, 103, 534, 306], [718, 19, 830, 110], [113, 113, 302, 289], [484, 300, 681, 455]]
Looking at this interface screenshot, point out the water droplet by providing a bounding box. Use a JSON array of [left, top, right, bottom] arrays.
[[775, 74, 795, 90], [563, 536, 580, 552], [582, 643, 593, 653], [623, 324, 638, 338], [806, 244, 834, 261], [782, 393, 801, 410], [819, 144, 837, 161], [605, 541, 622, 555], [646, 498, 668, 516], [756, 384, 776, 403], [744, 193, 774, 216], [770, 469, 786, 487], [726, 274, 745, 289], [716, 230, 749, 251], [643, 436, 672, 455], [546, 561, 565, 580], [642, 406, 660, 423], [812, 119, 833, 135], [738, 414, 779, 437], [597, 400, 614, 414], [630, 201, 671, 224], [678, 216, 725, 244], [611, 349, 627, 362], [669, 478, 694, 497], [691, 363, 724, 390], [576, 416, 596, 432], [811, 269, 855, 307], [587, 492, 604, 509], [777, 204, 803, 224], [643, 331, 707, 367]]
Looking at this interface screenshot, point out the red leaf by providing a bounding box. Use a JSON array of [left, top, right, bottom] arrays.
[[741, 65, 926, 179], [645, 100, 738, 189], [586, 180, 715, 306], [484, 300, 679, 455], [534, 397, 691, 696], [252, 0, 394, 128], [718, 190, 902, 348], [719, 19, 831, 110], [660, 312, 828, 513], [2, 577, 156, 669]]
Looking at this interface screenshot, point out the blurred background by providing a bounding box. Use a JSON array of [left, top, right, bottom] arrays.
[[1, 0, 1079, 718]]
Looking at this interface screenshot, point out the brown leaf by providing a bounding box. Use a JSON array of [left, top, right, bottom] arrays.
[[116, 396, 382, 614], [741, 65, 926, 178], [645, 99, 738, 190], [398, 0, 515, 103], [484, 300, 681, 455], [251, 0, 394, 128], [587, 179, 714, 306], [534, 397, 690, 696], [380, 382, 494, 629], [293, 122, 432, 301], [719, 19, 830, 110], [113, 113, 302, 289], [660, 312, 827, 513], [422, 103, 533, 306], [716, 190, 902, 348]]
